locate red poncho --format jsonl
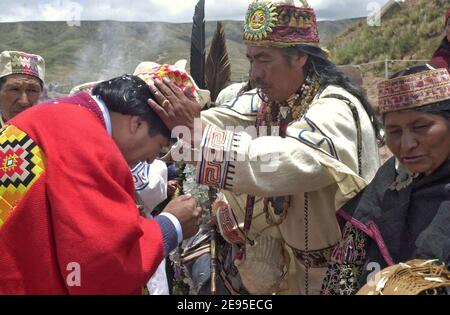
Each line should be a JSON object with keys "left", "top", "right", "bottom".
{"left": 0, "top": 93, "right": 165, "bottom": 294}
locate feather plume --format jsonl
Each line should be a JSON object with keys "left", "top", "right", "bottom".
{"left": 205, "top": 22, "right": 231, "bottom": 103}
{"left": 190, "top": 0, "right": 206, "bottom": 89}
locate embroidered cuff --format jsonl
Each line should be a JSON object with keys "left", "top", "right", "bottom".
{"left": 196, "top": 125, "right": 241, "bottom": 190}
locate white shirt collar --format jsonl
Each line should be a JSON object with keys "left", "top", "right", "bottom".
{"left": 92, "top": 94, "right": 112, "bottom": 136}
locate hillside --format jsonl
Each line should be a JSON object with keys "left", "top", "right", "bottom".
{"left": 0, "top": 19, "right": 359, "bottom": 92}
{"left": 328, "top": 0, "right": 447, "bottom": 70}
{"left": 326, "top": 0, "right": 449, "bottom": 112}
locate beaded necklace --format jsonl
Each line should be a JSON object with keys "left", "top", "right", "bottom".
{"left": 264, "top": 73, "right": 321, "bottom": 130}
{"left": 243, "top": 73, "right": 321, "bottom": 234}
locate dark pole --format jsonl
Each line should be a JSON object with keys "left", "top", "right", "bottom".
{"left": 190, "top": 0, "right": 206, "bottom": 89}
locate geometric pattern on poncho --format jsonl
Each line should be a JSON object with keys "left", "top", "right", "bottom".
{"left": 0, "top": 125, "right": 46, "bottom": 227}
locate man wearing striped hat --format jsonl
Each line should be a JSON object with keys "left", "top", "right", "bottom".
{"left": 0, "top": 51, "right": 45, "bottom": 128}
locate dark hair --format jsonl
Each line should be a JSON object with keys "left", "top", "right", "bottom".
{"left": 415, "top": 100, "right": 450, "bottom": 119}
{"left": 390, "top": 65, "right": 450, "bottom": 120}
{"left": 0, "top": 77, "right": 5, "bottom": 90}
{"left": 282, "top": 46, "right": 383, "bottom": 143}
{"left": 92, "top": 75, "right": 170, "bottom": 138}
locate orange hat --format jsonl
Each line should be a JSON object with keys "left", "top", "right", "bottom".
{"left": 134, "top": 60, "right": 210, "bottom": 108}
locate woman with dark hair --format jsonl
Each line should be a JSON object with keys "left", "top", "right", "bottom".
{"left": 429, "top": 9, "right": 450, "bottom": 71}
{"left": 322, "top": 65, "right": 450, "bottom": 295}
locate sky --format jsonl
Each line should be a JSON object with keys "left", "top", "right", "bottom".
{"left": 0, "top": 0, "right": 392, "bottom": 23}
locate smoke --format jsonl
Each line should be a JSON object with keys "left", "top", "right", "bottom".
{"left": 68, "top": 21, "right": 167, "bottom": 89}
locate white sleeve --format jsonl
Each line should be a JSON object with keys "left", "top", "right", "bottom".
{"left": 196, "top": 97, "right": 368, "bottom": 197}
{"left": 132, "top": 160, "right": 168, "bottom": 211}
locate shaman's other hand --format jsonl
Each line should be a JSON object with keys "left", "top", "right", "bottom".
{"left": 147, "top": 78, "right": 201, "bottom": 132}
{"left": 162, "top": 194, "right": 202, "bottom": 239}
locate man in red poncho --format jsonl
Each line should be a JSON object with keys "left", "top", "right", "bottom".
{"left": 429, "top": 9, "right": 450, "bottom": 71}
{"left": 0, "top": 74, "right": 202, "bottom": 294}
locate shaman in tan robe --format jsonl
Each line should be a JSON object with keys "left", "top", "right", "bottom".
{"left": 196, "top": 84, "right": 381, "bottom": 294}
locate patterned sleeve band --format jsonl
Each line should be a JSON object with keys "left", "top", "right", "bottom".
{"left": 196, "top": 125, "right": 241, "bottom": 190}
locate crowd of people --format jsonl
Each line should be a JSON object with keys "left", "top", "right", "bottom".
{"left": 0, "top": 0, "right": 449, "bottom": 295}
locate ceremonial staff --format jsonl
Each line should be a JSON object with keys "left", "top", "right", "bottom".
{"left": 190, "top": 0, "right": 218, "bottom": 295}
{"left": 190, "top": 0, "right": 232, "bottom": 295}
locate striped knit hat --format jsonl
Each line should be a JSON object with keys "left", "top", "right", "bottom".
{"left": 0, "top": 51, "right": 45, "bottom": 85}
{"left": 134, "top": 60, "right": 210, "bottom": 108}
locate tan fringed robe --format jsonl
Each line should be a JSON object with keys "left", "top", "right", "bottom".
{"left": 196, "top": 85, "right": 381, "bottom": 294}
